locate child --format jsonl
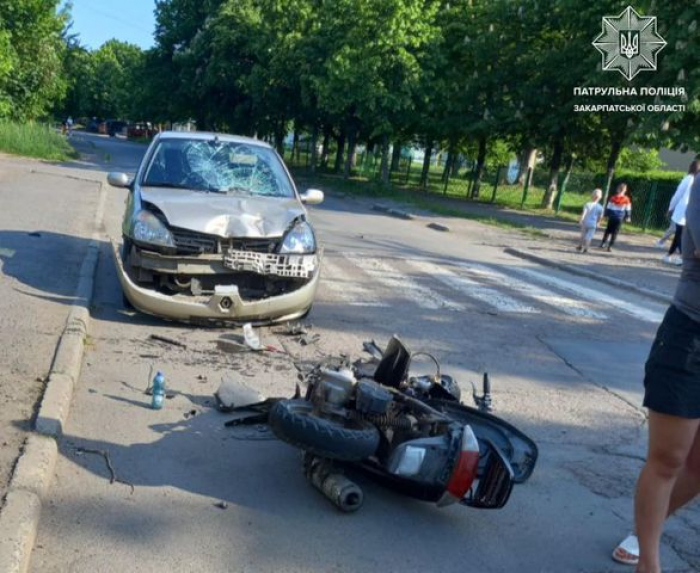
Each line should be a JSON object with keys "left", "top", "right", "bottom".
{"left": 600, "top": 183, "right": 632, "bottom": 251}
{"left": 577, "top": 188, "right": 604, "bottom": 253}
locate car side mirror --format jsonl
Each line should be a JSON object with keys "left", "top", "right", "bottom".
{"left": 300, "top": 188, "right": 324, "bottom": 205}
{"left": 107, "top": 172, "right": 131, "bottom": 188}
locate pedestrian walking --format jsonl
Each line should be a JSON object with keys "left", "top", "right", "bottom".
{"left": 653, "top": 221, "right": 675, "bottom": 249}
{"left": 662, "top": 160, "right": 699, "bottom": 266}
{"left": 66, "top": 116, "right": 74, "bottom": 137}
{"left": 600, "top": 183, "right": 632, "bottom": 251}
{"left": 576, "top": 188, "right": 604, "bottom": 253}
{"left": 611, "top": 172, "right": 700, "bottom": 573}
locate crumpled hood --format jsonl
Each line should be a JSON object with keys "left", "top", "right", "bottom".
{"left": 140, "top": 187, "right": 306, "bottom": 238}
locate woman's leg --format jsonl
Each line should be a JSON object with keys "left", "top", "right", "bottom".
{"left": 668, "top": 224, "right": 684, "bottom": 255}
{"left": 634, "top": 412, "right": 700, "bottom": 573}
{"left": 667, "top": 425, "right": 700, "bottom": 514}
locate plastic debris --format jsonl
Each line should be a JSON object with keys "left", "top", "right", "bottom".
{"left": 242, "top": 323, "right": 262, "bottom": 351}
{"left": 215, "top": 378, "right": 264, "bottom": 412}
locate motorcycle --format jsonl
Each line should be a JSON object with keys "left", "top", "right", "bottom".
{"left": 230, "top": 336, "right": 538, "bottom": 513}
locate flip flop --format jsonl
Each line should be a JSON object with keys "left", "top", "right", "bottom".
{"left": 612, "top": 534, "right": 639, "bottom": 566}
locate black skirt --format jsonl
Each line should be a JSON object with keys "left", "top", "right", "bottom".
{"left": 644, "top": 305, "right": 700, "bottom": 419}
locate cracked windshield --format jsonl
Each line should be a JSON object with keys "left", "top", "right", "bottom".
{"left": 142, "top": 138, "right": 293, "bottom": 197}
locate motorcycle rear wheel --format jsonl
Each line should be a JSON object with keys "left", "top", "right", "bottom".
{"left": 269, "top": 399, "right": 380, "bottom": 461}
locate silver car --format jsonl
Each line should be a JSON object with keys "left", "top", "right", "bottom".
{"left": 107, "top": 131, "right": 324, "bottom": 324}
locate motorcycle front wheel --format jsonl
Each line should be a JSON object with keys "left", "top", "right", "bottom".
{"left": 269, "top": 399, "right": 380, "bottom": 461}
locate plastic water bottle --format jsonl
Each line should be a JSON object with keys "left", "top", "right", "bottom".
{"left": 151, "top": 371, "right": 166, "bottom": 410}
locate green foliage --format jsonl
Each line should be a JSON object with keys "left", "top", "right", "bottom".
{"left": 0, "top": 121, "right": 76, "bottom": 160}
{"left": 0, "top": 0, "right": 67, "bottom": 120}
{"left": 617, "top": 148, "right": 664, "bottom": 173}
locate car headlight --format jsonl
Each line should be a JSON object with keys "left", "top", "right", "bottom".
{"left": 132, "top": 210, "right": 175, "bottom": 247}
{"left": 279, "top": 221, "right": 316, "bottom": 254}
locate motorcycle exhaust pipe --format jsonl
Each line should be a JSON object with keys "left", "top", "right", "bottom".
{"left": 304, "top": 455, "right": 364, "bottom": 513}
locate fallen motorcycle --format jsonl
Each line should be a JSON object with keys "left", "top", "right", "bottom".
{"left": 255, "top": 336, "right": 538, "bottom": 513}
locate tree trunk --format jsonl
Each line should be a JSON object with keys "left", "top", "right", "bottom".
{"left": 602, "top": 136, "right": 624, "bottom": 205}
{"left": 471, "top": 136, "right": 487, "bottom": 198}
{"left": 292, "top": 130, "right": 300, "bottom": 162}
{"left": 561, "top": 153, "right": 574, "bottom": 191}
{"left": 516, "top": 146, "right": 537, "bottom": 186}
{"left": 442, "top": 138, "right": 457, "bottom": 181}
{"left": 380, "top": 134, "right": 390, "bottom": 184}
{"left": 420, "top": 139, "right": 434, "bottom": 189}
{"left": 541, "top": 137, "right": 564, "bottom": 208}
{"left": 333, "top": 131, "right": 346, "bottom": 173}
{"left": 320, "top": 125, "right": 331, "bottom": 168}
{"left": 310, "top": 123, "right": 319, "bottom": 174}
{"left": 274, "top": 122, "right": 285, "bottom": 156}
{"left": 344, "top": 125, "right": 358, "bottom": 179}
{"left": 390, "top": 141, "right": 402, "bottom": 173}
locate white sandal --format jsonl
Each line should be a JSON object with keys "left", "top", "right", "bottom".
{"left": 612, "top": 534, "right": 639, "bottom": 566}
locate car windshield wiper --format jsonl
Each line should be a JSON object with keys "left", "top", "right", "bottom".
{"left": 142, "top": 182, "right": 192, "bottom": 190}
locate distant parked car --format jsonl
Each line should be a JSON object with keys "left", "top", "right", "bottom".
{"left": 87, "top": 117, "right": 103, "bottom": 133}
{"left": 127, "top": 122, "right": 156, "bottom": 139}
{"left": 106, "top": 131, "right": 325, "bottom": 324}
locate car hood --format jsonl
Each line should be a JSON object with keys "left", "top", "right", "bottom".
{"left": 140, "top": 187, "right": 306, "bottom": 238}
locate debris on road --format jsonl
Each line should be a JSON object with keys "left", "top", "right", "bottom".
{"left": 149, "top": 334, "right": 187, "bottom": 349}
{"left": 243, "top": 323, "right": 262, "bottom": 351}
{"left": 183, "top": 409, "right": 198, "bottom": 419}
{"left": 27, "top": 231, "right": 42, "bottom": 238}
{"left": 214, "top": 501, "right": 229, "bottom": 510}
{"left": 273, "top": 321, "right": 311, "bottom": 336}
{"left": 362, "top": 340, "right": 384, "bottom": 360}
{"left": 216, "top": 338, "right": 248, "bottom": 353}
{"left": 74, "top": 447, "right": 134, "bottom": 493}
{"left": 215, "top": 378, "right": 264, "bottom": 412}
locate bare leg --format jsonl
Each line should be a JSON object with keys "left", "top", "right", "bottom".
{"left": 668, "top": 427, "right": 700, "bottom": 513}
{"left": 634, "top": 412, "right": 700, "bottom": 573}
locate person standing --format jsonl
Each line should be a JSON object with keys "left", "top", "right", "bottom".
{"left": 600, "top": 183, "right": 632, "bottom": 251}
{"left": 576, "top": 188, "right": 604, "bottom": 253}
{"left": 662, "top": 160, "right": 699, "bottom": 265}
{"left": 627, "top": 171, "right": 700, "bottom": 573}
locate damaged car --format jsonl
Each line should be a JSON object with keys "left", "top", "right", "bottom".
{"left": 107, "top": 131, "right": 324, "bottom": 323}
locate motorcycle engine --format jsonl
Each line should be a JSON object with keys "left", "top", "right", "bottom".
{"left": 355, "top": 379, "right": 393, "bottom": 416}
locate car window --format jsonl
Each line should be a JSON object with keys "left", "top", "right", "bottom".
{"left": 142, "top": 138, "right": 293, "bottom": 198}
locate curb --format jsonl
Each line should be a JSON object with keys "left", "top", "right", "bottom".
{"left": 0, "top": 180, "right": 106, "bottom": 573}
{"left": 371, "top": 203, "right": 415, "bottom": 220}
{"left": 504, "top": 247, "right": 674, "bottom": 305}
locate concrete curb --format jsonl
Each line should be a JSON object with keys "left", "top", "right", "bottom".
{"left": 371, "top": 203, "right": 415, "bottom": 220}
{"left": 504, "top": 247, "right": 674, "bottom": 305}
{"left": 0, "top": 181, "right": 106, "bottom": 573}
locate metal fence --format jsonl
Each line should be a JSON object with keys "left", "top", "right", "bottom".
{"left": 283, "top": 145, "right": 678, "bottom": 232}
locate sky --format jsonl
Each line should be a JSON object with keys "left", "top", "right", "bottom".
{"left": 62, "top": 1, "right": 157, "bottom": 50}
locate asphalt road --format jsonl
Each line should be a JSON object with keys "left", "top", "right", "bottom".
{"left": 28, "top": 133, "right": 700, "bottom": 572}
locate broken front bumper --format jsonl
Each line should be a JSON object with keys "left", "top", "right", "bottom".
{"left": 111, "top": 241, "right": 320, "bottom": 324}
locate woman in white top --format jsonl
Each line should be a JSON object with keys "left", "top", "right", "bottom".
{"left": 663, "top": 160, "right": 699, "bottom": 265}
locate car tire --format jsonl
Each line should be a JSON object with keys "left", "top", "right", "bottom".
{"left": 269, "top": 399, "right": 380, "bottom": 461}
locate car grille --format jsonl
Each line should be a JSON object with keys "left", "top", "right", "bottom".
{"left": 171, "top": 228, "right": 280, "bottom": 255}
{"left": 171, "top": 228, "right": 218, "bottom": 254}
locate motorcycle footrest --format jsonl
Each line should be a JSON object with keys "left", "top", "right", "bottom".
{"left": 463, "top": 440, "right": 514, "bottom": 509}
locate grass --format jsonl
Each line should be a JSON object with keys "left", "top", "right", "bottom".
{"left": 0, "top": 121, "right": 78, "bottom": 161}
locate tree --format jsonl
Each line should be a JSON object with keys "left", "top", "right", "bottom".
{"left": 0, "top": 0, "right": 67, "bottom": 120}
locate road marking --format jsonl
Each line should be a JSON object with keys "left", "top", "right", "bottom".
{"left": 457, "top": 262, "right": 608, "bottom": 320}
{"left": 508, "top": 266, "right": 664, "bottom": 324}
{"left": 320, "top": 257, "right": 387, "bottom": 307}
{"left": 344, "top": 254, "right": 463, "bottom": 310}
{"left": 410, "top": 259, "right": 538, "bottom": 313}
